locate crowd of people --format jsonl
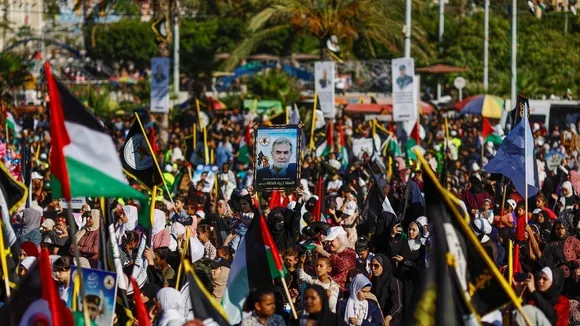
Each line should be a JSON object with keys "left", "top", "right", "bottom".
{"left": 2, "top": 101, "right": 580, "bottom": 326}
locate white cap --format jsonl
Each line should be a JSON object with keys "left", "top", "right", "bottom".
{"left": 324, "top": 226, "right": 347, "bottom": 241}
{"left": 39, "top": 153, "right": 47, "bottom": 160}
{"left": 507, "top": 199, "right": 516, "bottom": 210}
{"left": 471, "top": 162, "right": 481, "bottom": 172}
{"left": 532, "top": 208, "right": 542, "bottom": 215}
{"left": 31, "top": 172, "right": 43, "bottom": 180}
{"left": 195, "top": 210, "right": 205, "bottom": 219}
{"left": 164, "top": 164, "right": 173, "bottom": 172}
{"left": 239, "top": 189, "right": 249, "bottom": 196}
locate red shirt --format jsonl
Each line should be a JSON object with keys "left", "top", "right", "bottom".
{"left": 516, "top": 214, "right": 526, "bottom": 241}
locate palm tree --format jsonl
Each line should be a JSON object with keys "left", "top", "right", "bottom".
{"left": 224, "top": 0, "right": 431, "bottom": 70}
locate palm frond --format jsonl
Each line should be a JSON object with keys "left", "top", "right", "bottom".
{"left": 222, "top": 24, "right": 291, "bottom": 71}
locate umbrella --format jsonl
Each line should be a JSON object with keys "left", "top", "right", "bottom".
{"left": 109, "top": 75, "right": 140, "bottom": 84}
{"left": 454, "top": 95, "right": 504, "bottom": 119}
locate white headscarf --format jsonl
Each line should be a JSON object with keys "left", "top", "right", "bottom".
{"left": 122, "top": 205, "right": 138, "bottom": 232}
{"left": 152, "top": 209, "right": 166, "bottom": 236}
{"left": 344, "top": 274, "right": 371, "bottom": 325}
{"left": 189, "top": 236, "right": 205, "bottom": 263}
{"left": 156, "top": 288, "right": 186, "bottom": 326}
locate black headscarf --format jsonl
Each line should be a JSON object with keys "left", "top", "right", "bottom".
{"left": 469, "top": 176, "right": 483, "bottom": 194}
{"left": 303, "top": 284, "right": 347, "bottom": 326}
{"left": 539, "top": 266, "right": 565, "bottom": 306}
{"left": 370, "top": 254, "right": 393, "bottom": 311}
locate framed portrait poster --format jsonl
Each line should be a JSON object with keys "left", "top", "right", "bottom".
{"left": 254, "top": 124, "right": 302, "bottom": 190}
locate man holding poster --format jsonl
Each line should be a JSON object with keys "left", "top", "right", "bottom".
{"left": 392, "top": 57, "right": 418, "bottom": 122}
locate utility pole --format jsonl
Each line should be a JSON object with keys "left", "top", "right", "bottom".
{"left": 173, "top": 0, "right": 180, "bottom": 99}
{"left": 437, "top": 0, "right": 444, "bottom": 100}
{"left": 404, "top": 0, "right": 412, "bottom": 58}
{"left": 510, "top": 0, "right": 517, "bottom": 109}
{"left": 483, "top": 0, "right": 489, "bottom": 92}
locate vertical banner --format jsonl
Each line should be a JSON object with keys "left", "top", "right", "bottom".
{"left": 150, "top": 57, "right": 170, "bottom": 113}
{"left": 314, "top": 61, "right": 336, "bottom": 118}
{"left": 392, "top": 57, "right": 418, "bottom": 122}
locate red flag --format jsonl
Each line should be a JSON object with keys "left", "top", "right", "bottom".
{"left": 39, "top": 248, "right": 68, "bottom": 326}
{"left": 259, "top": 215, "right": 285, "bottom": 275}
{"left": 45, "top": 62, "right": 72, "bottom": 200}
{"left": 410, "top": 120, "right": 421, "bottom": 144}
{"left": 148, "top": 127, "right": 158, "bottom": 155}
{"left": 131, "top": 278, "right": 151, "bottom": 326}
{"left": 513, "top": 244, "right": 522, "bottom": 274}
{"left": 268, "top": 190, "right": 282, "bottom": 210}
{"left": 482, "top": 117, "right": 494, "bottom": 139}
{"left": 338, "top": 120, "right": 345, "bottom": 149}
{"left": 327, "top": 122, "right": 334, "bottom": 153}
{"left": 312, "top": 177, "right": 323, "bottom": 221}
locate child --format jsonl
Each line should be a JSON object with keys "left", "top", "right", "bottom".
{"left": 515, "top": 203, "right": 527, "bottom": 242}
{"left": 283, "top": 247, "right": 302, "bottom": 297}
{"left": 298, "top": 256, "right": 340, "bottom": 312}
{"left": 494, "top": 199, "right": 515, "bottom": 244}
{"left": 475, "top": 198, "right": 494, "bottom": 225}
{"left": 53, "top": 256, "right": 72, "bottom": 303}
{"left": 198, "top": 224, "right": 218, "bottom": 259}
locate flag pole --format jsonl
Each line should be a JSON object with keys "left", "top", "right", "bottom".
{"left": 508, "top": 240, "right": 514, "bottom": 285}
{"left": 5, "top": 122, "right": 9, "bottom": 144}
{"left": 148, "top": 185, "right": 157, "bottom": 247}
{"left": 134, "top": 113, "right": 175, "bottom": 206}
{"left": 203, "top": 127, "right": 209, "bottom": 165}
{"left": 309, "top": 92, "right": 318, "bottom": 152}
{"left": 193, "top": 123, "right": 197, "bottom": 150}
{"left": 0, "top": 220, "right": 11, "bottom": 297}
{"left": 175, "top": 227, "right": 190, "bottom": 290}
{"left": 65, "top": 200, "right": 92, "bottom": 326}
{"left": 279, "top": 276, "right": 298, "bottom": 320}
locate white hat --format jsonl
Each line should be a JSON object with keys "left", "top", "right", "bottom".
{"left": 471, "top": 162, "right": 481, "bottom": 172}
{"left": 532, "top": 208, "right": 542, "bottom": 215}
{"left": 507, "top": 199, "right": 516, "bottom": 210}
{"left": 164, "top": 164, "right": 173, "bottom": 173}
{"left": 451, "top": 130, "right": 458, "bottom": 137}
{"left": 324, "top": 226, "right": 347, "bottom": 241}
{"left": 239, "top": 189, "right": 249, "bottom": 196}
{"left": 39, "top": 153, "right": 47, "bottom": 160}
{"left": 31, "top": 172, "right": 43, "bottom": 180}
{"left": 195, "top": 210, "right": 205, "bottom": 219}
{"left": 533, "top": 123, "right": 540, "bottom": 132}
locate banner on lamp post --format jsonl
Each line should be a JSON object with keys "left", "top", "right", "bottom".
{"left": 314, "top": 61, "right": 336, "bottom": 118}
{"left": 150, "top": 57, "right": 170, "bottom": 113}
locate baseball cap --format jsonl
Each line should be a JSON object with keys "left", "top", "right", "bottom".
{"left": 324, "top": 226, "right": 346, "bottom": 242}
{"left": 195, "top": 210, "right": 205, "bottom": 219}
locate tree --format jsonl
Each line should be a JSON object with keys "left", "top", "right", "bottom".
{"left": 0, "top": 54, "right": 30, "bottom": 95}
{"left": 246, "top": 69, "right": 302, "bottom": 108}
{"left": 225, "top": 0, "right": 432, "bottom": 70}
{"left": 87, "top": 20, "right": 158, "bottom": 70}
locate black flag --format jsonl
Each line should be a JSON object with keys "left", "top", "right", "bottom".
{"left": 120, "top": 120, "right": 162, "bottom": 189}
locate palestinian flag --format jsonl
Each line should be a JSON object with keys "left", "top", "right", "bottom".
{"left": 338, "top": 121, "right": 348, "bottom": 168}
{"left": 317, "top": 122, "right": 334, "bottom": 157}
{"left": 406, "top": 120, "right": 423, "bottom": 161}
{"left": 0, "top": 161, "right": 27, "bottom": 246}
{"left": 222, "top": 213, "right": 286, "bottom": 324}
{"left": 237, "top": 124, "right": 252, "bottom": 165}
{"left": 44, "top": 62, "right": 151, "bottom": 228}
{"left": 121, "top": 119, "right": 163, "bottom": 189}
{"left": 6, "top": 111, "right": 21, "bottom": 134}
